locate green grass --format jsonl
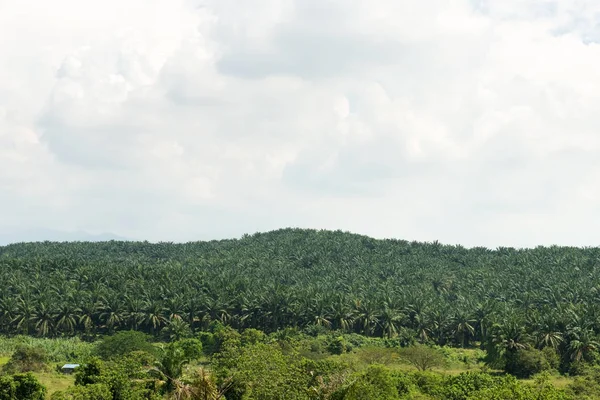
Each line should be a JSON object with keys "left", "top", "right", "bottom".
{"left": 33, "top": 371, "right": 75, "bottom": 398}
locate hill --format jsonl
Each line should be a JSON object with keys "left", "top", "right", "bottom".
{"left": 0, "top": 228, "right": 598, "bottom": 367}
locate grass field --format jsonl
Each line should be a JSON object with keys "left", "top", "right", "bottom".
{"left": 35, "top": 371, "right": 75, "bottom": 397}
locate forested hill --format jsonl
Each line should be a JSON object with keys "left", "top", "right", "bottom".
{"left": 1, "top": 228, "right": 599, "bottom": 348}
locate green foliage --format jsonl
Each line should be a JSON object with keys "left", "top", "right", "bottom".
{"left": 0, "top": 336, "right": 93, "bottom": 362}
{"left": 197, "top": 332, "right": 218, "bottom": 355}
{"left": 505, "top": 348, "right": 556, "bottom": 378}
{"left": 0, "top": 375, "right": 16, "bottom": 400}
{"left": 51, "top": 383, "right": 112, "bottom": 400}
{"left": 343, "top": 364, "right": 399, "bottom": 400}
{"left": 566, "top": 365, "right": 600, "bottom": 398}
{"left": 74, "top": 356, "right": 160, "bottom": 400}
{"left": 2, "top": 228, "right": 600, "bottom": 383}
{"left": 408, "top": 371, "right": 445, "bottom": 396}
{"left": 436, "top": 372, "right": 505, "bottom": 400}
{"left": 0, "top": 373, "right": 46, "bottom": 400}
{"left": 74, "top": 358, "right": 105, "bottom": 386}
{"left": 175, "top": 338, "right": 203, "bottom": 360}
{"left": 161, "top": 319, "right": 193, "bottom": 341}
{"left": 215, "top": 342, "right": 310, "bottom": 400}
{"left": 241, "top": 329, "right": 265, "bottom": 346}
{"left": 327, "top": 336, "right": 349, "bottom": 355}
{"left": 95, "top": 331, "right": 155, "bottom": 360}
{"left": 399, "top": 345, "right": 446, "bottom": 371}
{"left": 2, "top": 346, "right": 47, "bottom": 373}
{"left": 465, "top": 374, "right": 571, "bottom": 400}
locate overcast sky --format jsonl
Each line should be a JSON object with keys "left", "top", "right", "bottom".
{"left": 1, "top": 0, "right": 600, "bottom": 247}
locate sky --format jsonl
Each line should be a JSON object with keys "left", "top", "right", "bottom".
{"left": 1, "top": 0, "right": 600, "bottom": 247}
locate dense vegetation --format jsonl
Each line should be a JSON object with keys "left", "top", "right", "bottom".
{"left": 2, "top": 228, "right": 600, "bottom": 375}
{"left": 0, "top": 327, "right": 591, "bottom": 399}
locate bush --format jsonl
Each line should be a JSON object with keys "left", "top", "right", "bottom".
{"left": 0, "top": 373, "right": 46, "bottom": 400}
{"left": 438, "top": 372, "right": 501, "bottom": 400}
{"left": 3, "top": 347, "right": 48, "bottom": 373}
{"left": 197, "top": 332, "right": 218, "bottom": 355}
{"left": 215, "top": 343, "right": 311, "bottom": 400}
{"left": 328, "top": 336, "right": 349, "bottom": 355}
{"left": 390, "top": 372, "right": 416, "bottom": 397}
{"left": 409, "top": 371, "right": 445, "bottom": 397}
{"left": 51, "top": 383, "right": 112, "bottom": 400}
{"left": 344, "top": 364, "right": 398, "bottom": 400}
{"left": 505, "top": 348, "right": 555, "bottom": 378}
{"left": 241, "top": 329, "right": 266, "bottom": 346}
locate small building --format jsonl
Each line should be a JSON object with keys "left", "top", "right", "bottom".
{"left": 61, "top": 364, "right": 80, "bottom": 374}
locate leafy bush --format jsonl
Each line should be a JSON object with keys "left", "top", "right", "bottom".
{"left": 437, "top": 372, "right": 502, "bottom": 400}
{"left": 0, "top": 373, "right": 46, "bottom": 400}
{"left": 241, "top": 329, "right": 266, "bottom": 346}
{"left": 343, "top": 364, "right": 399, "bottom": 400}
{"left": 215, "top": 343, "right": 311, "bottom": 400}
{"left": 51, "top": 383, "right": 112, "bottom": 400}
{"left": 328, "top": 336, "right": 349, "bottom": 355}
{"left": 505, "top": 348, "right": 556, "bottom": 378}
{"left": 3, "top": 347, "right": 47, "bottom": 373}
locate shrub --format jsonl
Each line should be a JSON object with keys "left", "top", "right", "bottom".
{"left": 197, "top": 332, "right": 218, "bottom": 355}
{"left": 409, "top": 371, "right": 445, "bottom": 397}
{"left": 3, "top": 347, "right": 48, "bottom": 373}
{"left": 51, "top": 383, "right": 112, "bottom": 400}
{"left": 241, "top": 329, "right": 265, "bottom": 346}
{"left": 438, "top": 372, "right": 501, "bottom": 400}
{"left": 505, "top": 348, "right": 554, "bottom": 378}
{"left": 328, "top": 337, "right": 348, "bottom": 355}
{"left": 0, "top": 373, "right": 46, "bottom": 400}
{"left": 344, "top": 364, "right": 398, "bottom": 400}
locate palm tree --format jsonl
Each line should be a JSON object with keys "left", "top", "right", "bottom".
{"left": 143, "top": 300, "right": 167, "bottom": 336}
{"left": 54, "top": 302, "right": 78, "bottom": 335}
{"left": 352, "top": 299, "right": 379, "bottom": 335}
{"left": 99, "top": 295, "right": 124, "bottom": 333}
{"left": 566, "top": 328, "right": 599, "bottom": 362}
{"left": 32, "top": 302, "right": 55, "bottom": 337}
{"left": 379, "top": 302, "right": 404, "bottom": 339}
{"left": 452, "top": 311, "right": 476, "bottom": 348}
{"left": 78, "top": 296, "right": 99, "bottom": 335}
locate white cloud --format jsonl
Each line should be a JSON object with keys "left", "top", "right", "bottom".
{"left": 1, "top": 0, "right": 600, "bottom": 246}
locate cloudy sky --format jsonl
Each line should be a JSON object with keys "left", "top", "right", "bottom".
{"left": 1, "top": 0, "right": 600, "bottom": 247}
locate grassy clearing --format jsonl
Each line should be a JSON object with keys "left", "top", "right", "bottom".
{"left": 33, "top": 371, "right": 75, "bottom": 398}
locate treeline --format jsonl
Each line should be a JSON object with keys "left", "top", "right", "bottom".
{"left": 1, "top": 229, "right": 600, "bottom": 372}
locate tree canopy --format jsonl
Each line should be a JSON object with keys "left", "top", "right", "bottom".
{"left": 1, "top": 228, "right": 600, "bottom": 372}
